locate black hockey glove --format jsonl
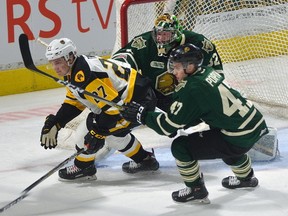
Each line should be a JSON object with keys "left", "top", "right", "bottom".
{"left": 40, "top": 114, "right": 61, "bottom": 149}
{"left": 84, "top": 129, "right": 106, "bottom": 154}
{"left": 121, "top": 101, "right": 147, "bottom": 124}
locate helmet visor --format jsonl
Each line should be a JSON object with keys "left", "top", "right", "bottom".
{"left": 152, "top": 26, "right": 177, "bottom": 46}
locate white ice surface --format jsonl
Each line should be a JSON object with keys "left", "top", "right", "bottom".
{"left": 0, "top": 88, "right": 287, "bottom": 216}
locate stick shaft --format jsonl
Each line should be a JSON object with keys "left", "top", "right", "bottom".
{"left": 0, "top": 150, "right": 84, "bottom": 213}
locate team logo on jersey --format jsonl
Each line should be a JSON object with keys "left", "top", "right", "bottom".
{"left": 201, "top": 38, "right": 214, "bottom": 53}
{"left": 155, "top": 71, "right": 177, "bottom": 95}
{"left": 131, "top": 36, "right": 146, "bottom": 50}
{"left": 175, "top": 80, "right": 187, "bottom": 92}
{"left": 150, "top": 61, "right": 165, "bottom": 69}
{"left": 75, "top": 70, "right": 85, "bottom": 82}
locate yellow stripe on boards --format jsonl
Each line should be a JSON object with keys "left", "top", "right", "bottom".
{"left": 0, "top": 65, "right": 62, "bottom": 96}
{"left": 214, "top": 30, "right": 288, "bottom": 63}
{"left": 0, "top": 55, "right": 111, "bottom": 96}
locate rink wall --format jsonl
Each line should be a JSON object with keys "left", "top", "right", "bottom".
{"left": 0, "top": 0, "right": 115, "bottom": 96}
{"left": 1, "top": 67, "right": 61, "bottom": 96}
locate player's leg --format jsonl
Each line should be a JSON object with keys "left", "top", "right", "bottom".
{"left": 170, "top": 134, "right": 210, "bottom": 203}
{"left": 106, "top": 132, "right": 159, "bottom": 173}
{"left": 58, "top": 120, "right": 97, "bottom": 181}
{"left": 170, "top": 129, "right": 258, "bottom": 202}
{"left": 222, "top": 154, "right": 258, "bottom": 189}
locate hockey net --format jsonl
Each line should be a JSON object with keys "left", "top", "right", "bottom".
{"left": 113, "top": 0, "right": 288, "bottom": 120}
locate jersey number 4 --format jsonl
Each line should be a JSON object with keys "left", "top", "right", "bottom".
{"left": 218, "top": 83, "right": 249, "bottom": 117}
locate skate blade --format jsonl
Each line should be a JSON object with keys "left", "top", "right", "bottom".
{"left": 123, "top": 170, "right": 161, "bottom": 175}
{"left": 189, "top": 196, "right": 210, "bottom": 204}
{"left": 196, "top": 197, "right": 210, "bottom": 204}
{"left": 58, "top": 175, "right": 97, "bottom": 182}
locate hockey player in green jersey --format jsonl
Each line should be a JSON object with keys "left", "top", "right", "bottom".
{"left": 120, "top": 43, "right": 268, "bottom": 203}
{"left": 112, "top": 13, "right": 222, "bottom": 112}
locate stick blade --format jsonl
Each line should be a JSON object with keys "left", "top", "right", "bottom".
{"left": 18, "top": 33, "right": 35, "bottom": 70}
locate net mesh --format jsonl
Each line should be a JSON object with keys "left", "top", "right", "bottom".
{"left": 114, "top": 0, "right": 288, "bottom": 119}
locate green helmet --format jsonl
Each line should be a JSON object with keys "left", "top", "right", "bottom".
{"left": 152, "top": 13, "right": 183, "bottom": 56}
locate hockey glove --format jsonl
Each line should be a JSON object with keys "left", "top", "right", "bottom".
{"left": 84, "top": 129, "right": 106, "bottom": 154}
{"left": 121, "top": 101, "right": 147, "bottom": 124}
{"left": 40, "top": 114, "right": 61, "bottom": 149}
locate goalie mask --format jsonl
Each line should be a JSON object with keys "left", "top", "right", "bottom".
{"left": 152, "top": 13, "right": 183, "bottom": 56}
{"left": 168, "top": 43, "right": 203, "bottom": 74}
{"left": 45, "top": 38, "right": 77, "bottom": 62}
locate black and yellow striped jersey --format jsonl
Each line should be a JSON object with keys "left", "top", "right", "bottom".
{"left": 55, "top": 55, "right": 141, "bottom": 128}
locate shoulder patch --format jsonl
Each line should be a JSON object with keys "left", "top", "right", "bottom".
{"left": 150, "top": 61, "right": 165, "bottom": 69}
{"left": 131, "top": 36, "right": 147, "bottom": 50}
{"left": 201, "top": 38, "right": 214, "bottom": 53}
{"left": 75, "top": 70, "right": 85, "bottom": 82}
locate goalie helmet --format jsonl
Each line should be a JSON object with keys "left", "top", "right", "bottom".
{"left": 46, "top": 38, "right": 77, "bottom": 61}
{"left": 168, "top": 43, "right": 203, "bottom": 73}
{"left": 152, "top": 13, "right": 183, "bottom": 56}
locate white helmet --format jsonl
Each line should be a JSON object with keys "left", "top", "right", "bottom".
{"left": 45, "top": 38, "right": 77, "bottom": 61}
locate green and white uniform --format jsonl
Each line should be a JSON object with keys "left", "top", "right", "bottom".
{"left": 145, "top": 66, "right": 268, "bottom": 148}
{"left": 112, "top": 30, "right": 222, "bottom": 111}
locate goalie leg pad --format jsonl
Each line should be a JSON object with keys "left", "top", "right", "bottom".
{"left": 248, "top": 127, "right": 279, "bottom": 161}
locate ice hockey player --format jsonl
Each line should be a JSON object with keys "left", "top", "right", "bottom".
{"left": 112, "top": 13, "right": 222, "bottom": 112}
{"left": 40, "top": 37, "right": 159, "bottom": 181}
{"left": 120, "top": 43, "right": 268, "bottom": 203}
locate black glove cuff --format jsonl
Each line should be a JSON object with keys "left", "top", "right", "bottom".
{"left": 44, "top": 114, "right": 60, "bottom": 130}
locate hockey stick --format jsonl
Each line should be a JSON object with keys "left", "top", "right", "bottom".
{"left": 18, "top": 34, "right": 124, "bottom": 111}
{"left": 0, "top": 149, "right": 84, "bottom": 213}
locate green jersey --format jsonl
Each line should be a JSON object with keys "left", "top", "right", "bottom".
{"left": 112, "top": 30, "right": 223, "bottom": 99}
{"left": 145, "top": 67, "right": 268, "bottom": 148}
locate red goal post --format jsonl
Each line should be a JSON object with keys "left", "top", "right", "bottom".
{"left": 118, "top": 0, "right": 166, "bottom": 47}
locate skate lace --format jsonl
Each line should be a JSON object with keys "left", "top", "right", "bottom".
{"left": 128, "top": 161, "right": 140, "bottom": 169}
{"left": 178, "top": 187, "right": 192, "bottom": 197}
{"left": 228, "top": 176, "right": 241, "bottom": 186}
{"left": 66, "top": 165, "right": 81, "bottom": 174}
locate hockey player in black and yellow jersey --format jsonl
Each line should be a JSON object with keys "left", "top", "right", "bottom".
{"left": 112, "top": 13, "right": 222, "bottom": 112}
{"left": 121, "top": 44, "right": 268, "bottom": 203}
{"left": 40, "top": 38, "right": 159, "bottom": 181}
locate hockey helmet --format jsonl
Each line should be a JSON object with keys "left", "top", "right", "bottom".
{"left": 45, "top": 38, "right": 77, "bottom": 61}
{"left": 152, "top": 13, "right": 183, "bottom": 55}
{"left": 168, "top": 43, "right": 203, "bottom": 72}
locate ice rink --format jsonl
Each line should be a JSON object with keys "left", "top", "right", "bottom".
{"left": 0, "top": 88, "right": 287, "bottom": 216}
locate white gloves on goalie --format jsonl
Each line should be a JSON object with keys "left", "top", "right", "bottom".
{"left": 40, "top": 114, "right": 61, "bottom": 149}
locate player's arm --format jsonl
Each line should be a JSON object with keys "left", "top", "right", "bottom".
{"left": 112, "top": 49, "right": 138, "bottom": 71}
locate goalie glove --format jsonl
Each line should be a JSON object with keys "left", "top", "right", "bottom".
{"left": 40, "top": 114, "right": 61, "bottom": 149}
{"left": 121, "top": 101, "right": 147, "bottom": 124}
{"left": 84, "top": 129, "right": 106, "bottom": 154}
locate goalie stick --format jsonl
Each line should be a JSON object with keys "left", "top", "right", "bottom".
{"left": 18, "top": 33, "right": 124, "bottom": 111}
{"left": 0, "top": 149, "right": 84, "bottom": 213}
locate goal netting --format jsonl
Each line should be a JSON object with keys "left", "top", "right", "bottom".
{"left": 113, "top": 0, "right": 288, "bottom": 120}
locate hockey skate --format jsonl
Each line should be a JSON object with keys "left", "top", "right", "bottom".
{"left": 172, "top": 175, "right": 210, "bottom": 204}
{"left": 58, "top": 164, "right": 97, "bottom": 181}
{"left": 122, "top": 151, "right": 159, "bottom": 174}
{"left": 222, "top": 169, "right": 259, "bottom": 189}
